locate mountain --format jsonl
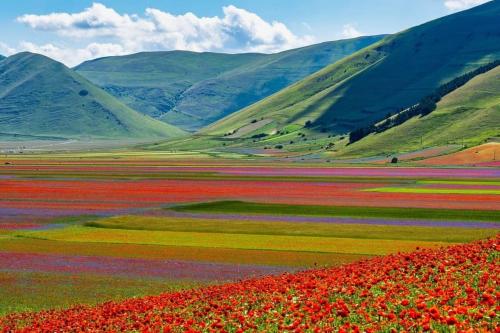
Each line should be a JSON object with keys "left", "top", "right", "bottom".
{"left": 0, "top": 52, "right": 185, "bottom": 140}
{"left": 76, "top": 36, "right": 384, "bottom": 131}
{"left": 340, "top": 64, "right": 500, "bottom": 157}
{"left": 204, "top": 1, "right": 500, "bottom": 138}
{"left": 0, "top": 55, "right": 5, "bottom": 61}
{"left": 75, "top": 51, "right": 264, "bottom": 126}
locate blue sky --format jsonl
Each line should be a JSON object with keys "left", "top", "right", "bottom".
{"left": 0, "top": 0, "right": 491, "bottom": 66}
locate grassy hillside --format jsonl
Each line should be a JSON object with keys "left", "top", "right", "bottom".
{"left": 75, "top": 51, "right": 264, "bottom": 125}
{"left": 340, "top": 65, "right": 500, "bottom": 157}
{"left": 165, "top": 37, "right": 384, "bottom": 130}
{"left": 204, "top": 1, "right": 500, "bottom": 138}
{"left": 151, "top": 61, "right": 498, "bottom": 160}
{"left": 0, "top": 52, "right": 185, "bottom": 140}
{"left": 76, "top": 37, "right": 383, "bottom": 131}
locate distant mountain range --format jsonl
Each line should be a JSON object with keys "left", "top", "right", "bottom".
{"left": 203, "top": 1, "right": 500, "bottom": 141}
{"left": 75, "top": 36, "right": 383, "bottom": 131}
{"left": 0, "top": 53, "right": 184, "bottom": 140}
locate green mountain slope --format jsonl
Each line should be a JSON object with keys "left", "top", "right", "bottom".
{"left": 0, "top": 52, "right": 185, "bottom": 140}
{"left": 0, "top": 55, "right": 5, "bottom": 61}
{"left": 204, "top": 1, "right": 500, "bottom": 138}
{"left": 340, "top": 65, "right": 500, "bottom": 157}
{"left": 164, "top": 37, "right": 384, "bottom": 130}
{"left": 75, "top": 51, "right": 264, "bottom": 126}
{"left": 76, "top": 36, "right": 383, "bottom": 131}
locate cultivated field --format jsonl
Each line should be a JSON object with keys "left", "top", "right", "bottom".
{"left": 0, "top": 153, "right": 498, "bottom": 320}
{"left": 3, "top": 237, "right": 497, "bottom": 331}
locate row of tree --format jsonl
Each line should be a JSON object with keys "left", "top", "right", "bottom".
{"left": 349, "top": 60, "right": 500, "bottom": 144}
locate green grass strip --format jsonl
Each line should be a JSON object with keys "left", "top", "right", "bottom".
{"left": 17, "top": 226, "right": 450, "bottom": 256}
{"left": 419, "top": 180, "right": 500, "bottom": 186}
{"left": 49, "top": 215, "right": 101, "bottom": 225}
{"left": 170, "top": 201, "right": 500, "bottom": 222}
{"left": 87, "top": 215, "right": 498, "bottom": 243}
{"left": 367, "top": 187, "right": 500, "bottom": 195}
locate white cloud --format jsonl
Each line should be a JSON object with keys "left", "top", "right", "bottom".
{"left": 0, "top": 42, "right": 16, "bottom": 56}
{"left": 443, "top": 0, "right": 490, "bottom": 10}
{"left": 17, "top": 42, "right": 127, "bottom": 67}
{"left": 10, "top": 3, "right": 313, "bottom": 66}
{"left": 341, "top": 24, "right": 364, "bottom": 39}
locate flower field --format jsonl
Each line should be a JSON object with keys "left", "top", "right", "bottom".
{"left": 417, "top": 143, "right": 500, "bottom": 167}
{"left": 1, "top": 236, "right": 498, "bottom": 332}
{"left": 1, "top": 173, "right": 499, "bottom": 214}
{"left": 0, "top": 155, "right": 498, "bottom": 327}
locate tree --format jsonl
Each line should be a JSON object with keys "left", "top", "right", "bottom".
{"left": 348, "top": 60, "right": 499, "bottom": 144}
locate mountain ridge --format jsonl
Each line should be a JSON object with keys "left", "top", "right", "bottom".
{"left": 203, "top": 1, "right": 500, "bottom": 139}
{"left": 76, "top": 36, "right": 385, "bottom": 131}
{"left": 0, "top": 52, "right": 185, "bottom": 140}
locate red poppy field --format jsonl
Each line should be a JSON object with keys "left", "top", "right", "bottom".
{"left": 1, "top": 236, "right": 498, "bottom": 332}
{"left": 0, "top": 154, "right": 498, "bottom": 330}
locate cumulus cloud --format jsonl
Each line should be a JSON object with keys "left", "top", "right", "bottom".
{"left": 0, "top": 42, "right": 16, "bottom": 56}
{"left": 17, "top": 42, "right": 128, "bottom": 67}
{"left": 10, "top": 3, "right": 312, "bottom": 66}
{"left": 341, "top": 24, "right": 364, "bottom": 39}
{"left": 443, "top": 0, "right": 491, "bottom": 10}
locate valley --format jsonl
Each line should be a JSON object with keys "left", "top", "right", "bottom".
{"left": 0, "top": 1, "right": 499, "bottom": 332}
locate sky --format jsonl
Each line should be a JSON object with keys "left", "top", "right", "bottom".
{"left": 0, "top": 0, "right": 492, "bottom": 66}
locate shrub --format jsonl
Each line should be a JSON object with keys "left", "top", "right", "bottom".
{"left": 251, "top": 133, "right": 268, "bottom": 139}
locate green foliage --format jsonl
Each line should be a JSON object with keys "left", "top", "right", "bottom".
{"left": 251, "top": 133, "right": 268, "bottom": 139}
{"left": 78, "top": 89, "right": 89, "bottom": 97}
